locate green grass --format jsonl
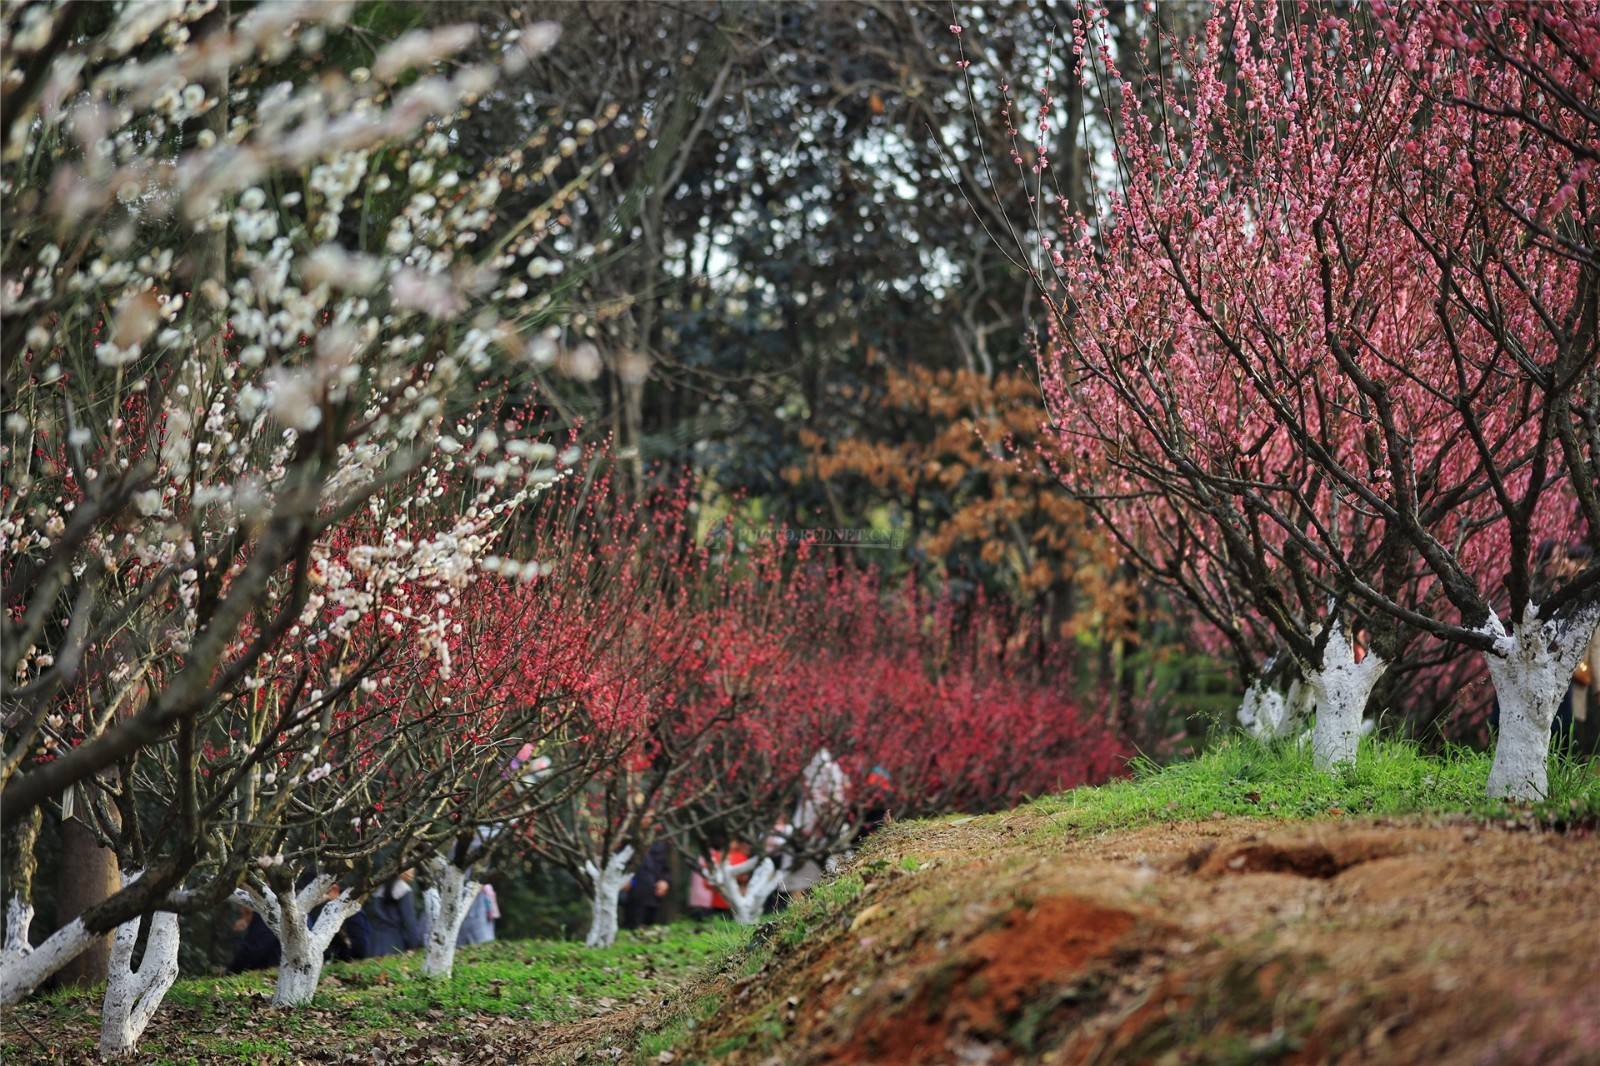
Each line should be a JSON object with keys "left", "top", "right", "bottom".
{"left": 1027, "top": 735, "right": 1600, "bottom": 831}
{"left": 5, "top": 923, "right": 752, "bottom": 1064}
{"left": 628, "top": 872, "right": 876, "bottom": 1063}
{"left": 17, "top": 741, "right": 1597, "bottom": 1064}
{"left": 771, "top": 871, "right": 864, "bottom": 950}
{"left": 636, "top": 991, "right": 727, "bottom": 1059}
{"left": 161, "top": 922, "right": 749, "bottom": 1021}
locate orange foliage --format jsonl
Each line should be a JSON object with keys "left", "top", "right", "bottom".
{"left": 791, "top": 365, "right": 1137, "bottom": 642}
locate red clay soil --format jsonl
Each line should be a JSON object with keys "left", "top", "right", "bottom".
{"left": 840, "top": 897, "right": 1136, "bottom": 1063}
{"left": 669, "top": 812, "right": 1600, "bottom": 1065}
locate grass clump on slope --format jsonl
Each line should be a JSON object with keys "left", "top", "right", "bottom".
{"left": 1026, "top": 735, "right": 1600, "bottom": 831}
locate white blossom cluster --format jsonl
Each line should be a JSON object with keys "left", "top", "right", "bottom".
{"left": 0, "top": 0, "right": 611, "bottom": 712}
{"left": 0, "top": 6, "right": 647, "bottom": 1046}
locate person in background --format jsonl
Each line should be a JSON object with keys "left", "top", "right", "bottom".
{"left": 779, "top": 749, "right": 854, "bottom": 898}
{"left": 481, "top": 883, "right": 500, "bottom": 941}
{"left": 762, "top": 820, "right": 794, "bottom": 913}
{"left": 456, "top": 884, "right": 497, "bottom": 947}
{"left": 622, "top": 839, "right": 672, "bottom": 929}
{"left": 1565, "top": 614, "right": 1600, "bottom": 756}
{"left": 320, "top": 883, "right": 369, "bottom": 962}
{"left": 686, "top": 864, "right": 714, "bottom": 920}
{"left": 226, "top": 904, "right": 279, "bottom": 973}
{"left": 364, "top": 868, "right": 425, "bottom": 957}
{"left": 1547, "top": 544, "right": 1600, "bottom": 755}
{"left": 706, "top": 839, "right": 749, "bottom": 918}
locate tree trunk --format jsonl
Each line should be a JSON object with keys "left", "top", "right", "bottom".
{"left": 583, "top": 847, "right": 632, "bottom": 949}
{"left": 0, "top": 901, "right": 92, "bottom": 1006}
{"left": 661, "top": 849, "right": 684, "bottom": 924}
{"left": 704, "top": 856, "right": 781, "bottom": 926}
{"left": 236, "top": 874, "right": 361, "bottom": 1007}
{"left": 419, "top": 856, "right": 479, "bottom": 980}
{"left": 274, "top": 901, "right": 322, "bottom": 1007}
{"left": 1485, "top": 605, "right": 1600, "bottom": 800}
{"left": 1237, "top": 667, "right": 1305, "bottom": 741}
{"left": 1304, "top": 626, "right": 1386, "bottom": 769}
{"left": 54, "top": 817, "right": 120, "bottom": 987}
{"left": 98, "top": 874, "right": 179, "bottom": 1059}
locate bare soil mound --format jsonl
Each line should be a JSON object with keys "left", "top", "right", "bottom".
{"left": 671, "top": 813, "right": 1600, "bottom": 1064}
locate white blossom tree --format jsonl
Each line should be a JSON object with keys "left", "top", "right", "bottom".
{"left": 0, "top": 1, "right": 617, "bottom": 1046}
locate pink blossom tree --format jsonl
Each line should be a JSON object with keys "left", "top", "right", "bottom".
{"left": 964, "top": 2, "right": 1598, "bottom": 793}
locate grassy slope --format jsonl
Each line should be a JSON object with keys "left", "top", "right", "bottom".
{"left": 637, "top": 738, "right": 1600, "bottom": 1063}
{"left": 9, "top": 741, "right": 1595, "bottom": 1064}
{"left": 6, "top": 923, "right": 750, "bottom": 1064}
{"left": 1027, "top": 736, "right": 1600, "bottom": 829}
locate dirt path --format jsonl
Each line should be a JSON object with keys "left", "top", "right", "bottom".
{"left": 668, "top": 812, "right": 1600, "bottom": 1064}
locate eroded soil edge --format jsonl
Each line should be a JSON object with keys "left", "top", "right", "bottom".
{"left": 662, "top": 813, "right": 1600, "bottom": 1065}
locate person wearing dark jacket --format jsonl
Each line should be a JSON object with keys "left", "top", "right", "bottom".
{"left": 622, "top": 840, "right": 672, "bottom": 929}
{"left": 363, "top": 870, "right": 426, "bottom": 957}
{"left": 302, "top": 880, "right": 372, "bottom": 962}
{"left": 227, "top": 910, "right": 280, "bottom": 973}
{"left": 229, "top": 885, "right": 373, "bottom": 971}
{"left": 325, "top": 905, "right": 370, "bottom": 961}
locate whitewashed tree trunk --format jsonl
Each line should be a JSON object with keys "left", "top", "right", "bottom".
{"left": 274, "top": 904, "right": 321, "bottom": 1008}
{"left": 1484, "top": 604, "right": 1600, "bottom": 800}
{"left": 422, "top": 885, "right": 439, "bottom": 940}
{"left": 99, "top": 871, "right": 180, "bottom": 1060}
{"left": 1238, "top": 674, "right": 1288, "bottom": 740}
{"left": 2, "top": 895, "right": 31, "bottom": 966}
{"left": 582, "top": 846, "right": 633, "bottom": 948}
{"left": 235, "top": 874, "right": 362, "bottom": 1007}
{"left": 1304, "top": 626, "right": 1387, "bottom": 769}
{"left": 419, "top": 855, "right": 479, "bottom": 980}
{"left": 1237, "top": 664, "right": 1313, "bottom": 741}
{"left": 1, "top": 894, "right": 94, "bottom": 1006}
{"left": 794, "top": 750, "right": 847, "bottom": 836}
{"left": 704, "top": 855, "right": 782, "bottom": 925}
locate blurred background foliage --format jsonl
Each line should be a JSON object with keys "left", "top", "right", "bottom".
{"left": 395, "top": 0, "right": 1338, "bottom": 759}
{"left": 340, "top": 0, "right": 1480, "bottom": 757}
